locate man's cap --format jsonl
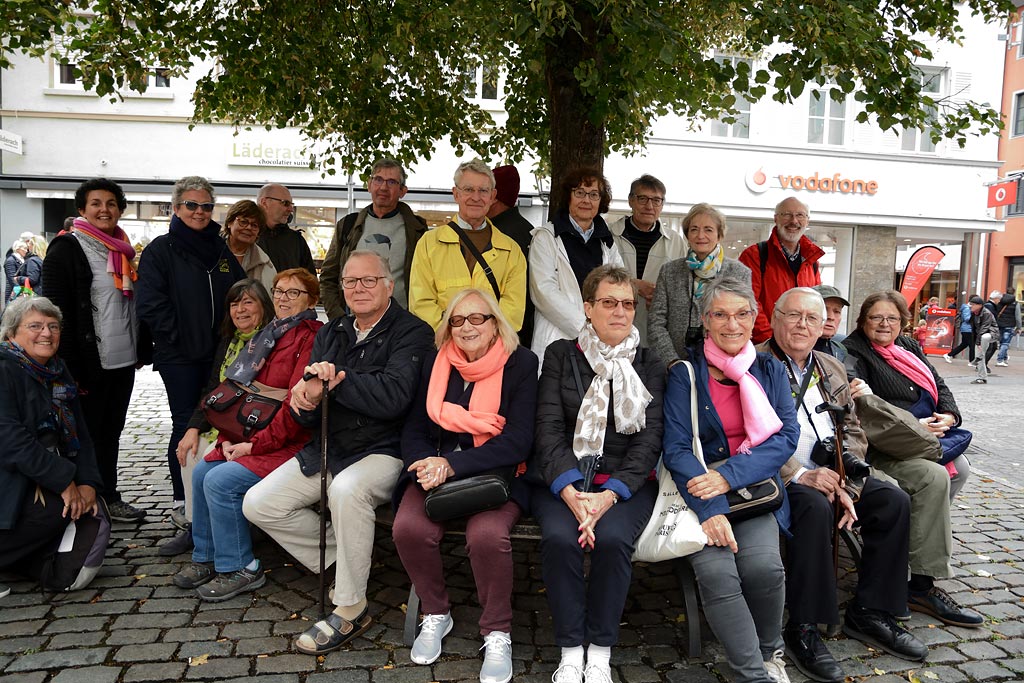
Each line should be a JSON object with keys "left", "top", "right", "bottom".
{"left": 492, "top": 165, "right": 520, "bottom": 208}
{"left": 970, "top": 295, "right": 985, "bottom": 305}
{"left": 812, "top": 284, "right": 850, "bottom": 307}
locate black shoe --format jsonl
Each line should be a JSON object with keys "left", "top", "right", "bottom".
{"left": 909, "top": 586, "right": 984, "bottom": 628}
{"left": 783, "top": 623, "right": 844, "bottom": 682}
{"left": 843, "top": 604, "right": 928, "bottom": 661}
{"left": 159, "top": 528, "right": 194, "bottom": 557}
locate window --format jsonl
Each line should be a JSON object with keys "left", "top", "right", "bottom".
{"left": 149, "top": 68, "right": 171, "bottom": 88}
{"left": 1006, "top": 177, "right": 1024, "bottom": 217}
{"left": 58, "top": 62, "right": 78, "bottom": 85}
{"left": 901, "top": 69, "right": 943, "bottom": 153}
{"left": 463, "top": 65, "right": 501, "bottom": 101}
{"left": 807, "top": 87, "right": 846, "bottom": 145}
{"left": 710, "top": 56, "right": 751, "bottom": 139}
{"left": 1014, "top": 92, "right": 1024, "bottom": 137}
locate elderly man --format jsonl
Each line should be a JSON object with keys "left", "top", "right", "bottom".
{"left": 320, "top": 159, "right": 428, "bottom": 318}
{"left": 243, "top": 250, "right": 434, "bottom": 655}
{"left": 256, "top": 183, "right": 316, "bottom": 274}
{"left": 811, "top": 284, "right": 849, "bottom": 362}
{"left": 609, "top": 174, "right": 684, "bottom": 344}
{"left": 740, "top": 197, "right": 823, "bottom": 343}
{"left": 759, "top": 287, "right": 925, "bottom": 680}
{"left": 409, "top": 158, "right": 527, "bottom": 330}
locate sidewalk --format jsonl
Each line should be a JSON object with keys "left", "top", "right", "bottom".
{"left": 3, "top": 359, "right": 1024, "bottom": 683}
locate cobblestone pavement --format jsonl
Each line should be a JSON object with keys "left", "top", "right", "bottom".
{"left": 3, "top": 354, "right": 1024, "bottom": 683}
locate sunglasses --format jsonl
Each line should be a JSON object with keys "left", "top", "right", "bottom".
{"left": 180, "top": 200, "right": 215, "bottom": 212}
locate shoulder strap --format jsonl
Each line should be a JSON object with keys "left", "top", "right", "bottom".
{"left": 340, "top": 212, "right": 359, "bottom": 249}
{"left": 447, "top": 221, "right": 500, "bottom": 301}
{"left": 568, "top": 348, "right": 586, "bottom": 401}
{"left": 682, "top": 361, "right": 709, "bottom": 473}
{"left": 757, "top": 240, "right": 768, "bottom": 279}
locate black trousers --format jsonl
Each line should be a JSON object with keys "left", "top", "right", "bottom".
{"left": 785, "top": 477, "right": 910, "bottom": 624}
{"left": 80, "top": 365, "right": 136, "bottom": 503}
{"left": 948, "top": 331, "right": 975, "bottom": 361}
{"left": 158, "top": 362, "right": 211, "bottom": 501}
{"left": 532, "top": 479, "right": 657, "bottom": 647}
{"left": 0, "top": 487, "right": 70, "bottom": 577}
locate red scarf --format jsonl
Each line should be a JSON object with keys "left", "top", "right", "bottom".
{"left": 426, "top": 341, "right": 509, "bottom": 447}
{"left": 870, "top": 341, "right": 939, "bottom": 404}
{"left": 72, "top": 218, "right": 137, "bottom": 297}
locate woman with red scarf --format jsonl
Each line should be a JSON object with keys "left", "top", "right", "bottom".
{"left": 392, "top": 288, "right": 537, "bottom": 683}
{"left": 42, "top": 178, "right": 149, "bottom": 524}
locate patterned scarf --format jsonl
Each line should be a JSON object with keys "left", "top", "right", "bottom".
{"left": 0, "top": 341, "right": 80, "bottom": 451}
{"left": 572, "top": 322, "right": 652, "bottom": 460}
{"left": 685, "top": 245, "right": 725, "bottom": 300}
{"left": 225, "top": 309, "right": 318, "bottom": 385}
{"left": 72, "top": 218, "right": 137, "bottom": 297}
{"left": 426, "top": 340, "right": 510, "bottom": 447}
{"left": 220, "top": 328, "right": 260, "bottom": 381}
{"left": 703, "top": 337, "right": 782, "bottom": 454}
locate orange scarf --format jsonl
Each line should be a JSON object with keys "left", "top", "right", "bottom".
{"left": 426, "top": 341, "right": 510, "bottom": 447}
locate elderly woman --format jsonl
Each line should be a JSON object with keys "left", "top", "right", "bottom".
{"left": 393, "top": 288, "right": 537, "bottom": 683}
{"left": 843, "top": 291, "right": 982, "bottom": 628}
{"left": 0, "top": 297, "right": 103, "bottom": 596}
{"left": 222, "top": 200, "right": 276, "bottom": 292}
{"left": 5, "top": 239, "right": 28, "bottom": 301}
{"left": 170, "top": 271, "right": 322, "bottom": 600}
{"left": 42, "top": 178, "right": 148, "bottom": 524}
{"left": 530, "top": 168, "right": 624, "bottom": 367}
{"left": 648, "top": 202, "right": 751, "bottom": 368}
{"left": 137, "top": 176, "right": 246, "bottom": 521}
{"left": 533, "top": 265, "right": 664, "bottom": 683}
{"left": 661, "top": 276, "right": 798, "bottom": 683}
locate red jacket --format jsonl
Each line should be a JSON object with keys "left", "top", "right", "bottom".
{"left": 739, "top": 229, "right": 824, "bottom": 343}
{"left": 205, "top": 319, "right": 322, "bottom": 478}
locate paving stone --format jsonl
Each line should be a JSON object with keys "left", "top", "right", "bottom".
{"left": 957, "top": 660, "right": 1015, "bottom": 680}
{"left": 161, "top": 626, "right": 221, "bottom": 643}
{"left": 183, "top": 656, "right": 251, "bottom": 679}
{"left": 371, "top": 666, "right": 437, "bottom": 683}
{"left": 0, "top": 621, "right": 45, "bottom": 638}
{"left": 308, "top": 671, "right": 371, "bottom": 683}
{"left": 51, "top": 600, "right": 136, "bottom": 618}
{"left": 255, "top": 654, "right": 314, "bottom": 674}
{"left": 233, "top": 637, "right": 288, "bottom": 655}
{"left": 433, "top": 660, "right": 481, "bottom": 680}
{"left": 106, "top": 628, "right": 161, "bottom": 646}
{"left": 218, "top": 677, "right": 298, "bottom": 683}
{"left": 123, "top": 662, "right": 190, "bottom": 682}
{"left": 323, "top": 649, "right": 392, "bottom": 669}
{"left": 177, "top": 640, "right": 233, "bottom": 659}
{"left": 977, "top": 602, "right": 1024, "bottom": 620}
{"left": 0, "top": 672, "right": 48, "bottom": 683}
{"left": 191, "top": 609, "right": 245, "bottom": 624}
{"left": 5, "top": 647, "right": 110, "bottom": 672}
{"left": 919, "top": 665, "right": 968, "bottom": 682}
{"left": 112, "top": 613, "right": 191, "bottom": 630}
{"left": 992, "top": 620, "right": 1024, "bottom": 637}
{"left": 49, "top": 666, "right": 122, "bottom": 683}
{"left": 47, "top": 630, "right": 106, "bottom": 649}
{"left": 0, "top": 638, "right": 47, "bottom": 655}
{"left": 618, "top": 665, "right": 661, "bottom": 683}
{"left": 0, "top": 607, "right": 50, "bottom": 624}
{"left": 924, "top": 646, "right": 968, "bottom": 664}
{"left": 664, "top": 668, "right": 721, "bottom": 683}
{"left": 43, "top": 616, "right": 109, "bottom": 634}
{"left": 910, "top": 626, "right": 960, "bottom": 646}
{"left": 113, "top": 643, "right": 180, "bottom": 662}
{"left": 138, "top": 597, "right": 200, "bottom": 613}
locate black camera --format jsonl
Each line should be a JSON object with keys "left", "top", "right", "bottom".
{"left": 809, "top": 436, "right": 836, "bottom": 467}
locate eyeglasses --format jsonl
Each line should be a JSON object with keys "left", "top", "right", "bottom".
{"left": 631, "top": 194, "right": 664, "bottom": 207}
{"left": 448, "top": 313, "right": 495, "bottom": 327}
{"left": 572, "top": 188, "right": 602, "bottom": 201}
{"left": 370, "top": 176, "right": 403, "bottom": 189}
{"left": 232, "top": 218, "right": 260, "bottom": 230}
{"left": 341, "top": 276, "right": 387, "bottom": 289}
{"left": 707, "top": 310, "right": 756, "bottom": 324}
{"left": 180, "top": 200, "right": 215, "bottom": 212}
{"left": 775, "top": 310, "right": 823, "bottom": 327}
{"left": 21, "top": 322, "right": 61, "bottom": 334}
{"left": 264, "top": 196, "right": 295, "bottom": 209}
{"left": 457, "top": 185, "right": 494, "bottom": 196}
{"left": 777, "top": 211, "right": 808, "bottom": 221}
{"left": 590, "top": 297, "right": 637, "bottom": 311}
{"left": 866, "top": 314, "right": 902, "bottom": 326}
{"left": 270, "top": 287, "right": 308, "bottom": 300}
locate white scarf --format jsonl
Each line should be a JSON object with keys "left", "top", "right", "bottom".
{"left": 572, "top": 322, "right": 653, "bottom": 460}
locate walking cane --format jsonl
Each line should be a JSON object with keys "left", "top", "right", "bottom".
{"left": 815, "top": 402, "right": 849, "bottom": 578}
{"left": 318, "top": 376, "right": 330, "bottom": 621}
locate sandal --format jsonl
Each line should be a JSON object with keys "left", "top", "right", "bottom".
{"left": 294, "top": 608, "right": 373, "bottom": 655}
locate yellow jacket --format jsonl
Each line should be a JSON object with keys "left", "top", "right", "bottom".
{"left": 409, "top": 220, "right": 527, "bottom": 330}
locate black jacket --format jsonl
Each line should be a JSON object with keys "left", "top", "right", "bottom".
{"left": 0, "top": 353, "right": 101, "bottom": 530}
{"left": 533, "top": 338, "right": 665, "bottom": 501}
{"left": 290, "top": 299, "right": 434, "bottom": 475}
{"left": 994, "top": 292, "right": 1022, "bottom": 329}
{"left": 135, "top": 232, "right": 246, "bottom": 367}
{"left": 258, "top": 224, "right": 316, "bottom": 275}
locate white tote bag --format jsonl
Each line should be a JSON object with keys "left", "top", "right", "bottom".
{"left": 632, "top": 361, "right": 708, "bottom": 562}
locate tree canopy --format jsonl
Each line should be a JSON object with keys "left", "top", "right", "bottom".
{"left": 2, "top": 0, "right": 1014, "bottom": 211}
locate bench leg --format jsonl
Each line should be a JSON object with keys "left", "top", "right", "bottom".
{"left": 404, "top": 584, "right": 420, "bottom": 647}
{"left": 674, "top": 558, "right": 702, "bottom": 658}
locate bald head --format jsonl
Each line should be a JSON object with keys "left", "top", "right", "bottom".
{"left": 258, "top": 183, "right": 294, "bottom": 226}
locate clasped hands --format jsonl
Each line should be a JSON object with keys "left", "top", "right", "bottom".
{"left": 560, "top": 485, "right": 617, "bottom": 549}
{"left": 408, "top": 456, "right": 455, "bottom": 491}
{"left": 291, "top": 362, "right": 346, "bottom": 412}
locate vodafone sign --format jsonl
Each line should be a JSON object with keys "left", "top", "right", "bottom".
{"left": 746, "top": 166, "right": 879, "bottom": 196}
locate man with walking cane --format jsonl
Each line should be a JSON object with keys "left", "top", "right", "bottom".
{"left": 758, "top": 287, "right": 924, "bottom": 682}
{"left": 243, "top": 251, "right": 434, "bottom": 655}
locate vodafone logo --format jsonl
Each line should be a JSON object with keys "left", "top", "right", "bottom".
{"left": 994, "top": 186, "right": 1009, "bottom": 203}
{"left": 745, "top": 167, "right": 770, "bottom": 194}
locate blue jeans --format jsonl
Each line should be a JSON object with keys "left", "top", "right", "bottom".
{"left": 192, "top": 458, "right": 262, "bottom": 573}
{"left": 997, "top": 327, "right": 1014, "bottom": 363}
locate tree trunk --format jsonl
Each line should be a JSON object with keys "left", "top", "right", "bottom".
{"left": 544, "top": 6, "right": 606, "bottom": 220}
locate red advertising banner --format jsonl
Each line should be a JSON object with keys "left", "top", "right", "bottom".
{"left": 921, "top": 307, "right": 956, "bottom": 355}
{"left": 988, "top": 180, "right": 1017, "bottom": 208}
{"left": 900, "top": 246, "right": 946, "bottom": 305}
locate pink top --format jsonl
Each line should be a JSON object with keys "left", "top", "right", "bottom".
{"left": 708, "top": 378, "right": 745, "bottom": 457}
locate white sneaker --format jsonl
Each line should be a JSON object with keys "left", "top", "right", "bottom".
{"left": 480, "top": 631, "right": 513, "bottom": 683}
{"left": 943, "top": 354, "right": 952, "bottom": 364}
{"left": 552, "top": 664, "right": 584, "bottom": 683}
{"left": 410, "top": 612, "right": 453, "bottom": 665}
{"left": 764, "top": 649, "right": 791, "bottom": 683}
{"left": 583, "top": 663, "right": 614, "bottom": 683}
{"left": 997, "top": 360, "right": 1009, "bottom": 367}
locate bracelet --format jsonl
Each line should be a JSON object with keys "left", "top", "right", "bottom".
{"left": 609, "top": 491, "right": 619, "bottom": 504}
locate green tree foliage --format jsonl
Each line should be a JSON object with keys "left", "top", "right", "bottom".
{"left": 2, "top": 0, "right": 1013, "bottom": 211}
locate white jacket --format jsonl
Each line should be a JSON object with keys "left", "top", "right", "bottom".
{"left": 528, "top": 222, "right": 624, "bottom": 371}
{"left": 609, "top": 216, "right": 686, "bottom": 345}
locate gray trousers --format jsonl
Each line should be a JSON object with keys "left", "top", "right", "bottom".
{"left": 688, "top": 513, "right": 784, "bottom": 683}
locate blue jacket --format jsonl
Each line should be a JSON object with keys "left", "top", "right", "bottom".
{"left": 395, "top": 346, "right": 538, "bottom": 511}
{"left": 661, "top": 346, "right": 799, "bottom": 531}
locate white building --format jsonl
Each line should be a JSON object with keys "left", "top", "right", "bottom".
{"left": 0, "top": 6, "right": 1007, "bottom": 332}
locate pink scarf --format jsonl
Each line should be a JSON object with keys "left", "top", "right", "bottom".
{"left": 426, "top": 341, "right": 510, "bottom": 447}
{"left": 703, "top": 338, "right": 783, "bottom": 454}
{"left": 72, "top": 218, "right": 137, "bottom": 297}
{"left": 870, "top": 341, "right": 939, "bottom": 404}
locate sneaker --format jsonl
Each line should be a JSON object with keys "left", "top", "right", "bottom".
{"left": 169, "top": 507, "right": 190, "bottom": 530}
{"left": 909, "top": 586, "right": 984, "bottom": 627}
{"left": 159, "top": 528, "right": 193, "bottom": 557}
{"left": 107, "top": 500, "right": 146, "bottom": 523}
{"left": 967, "top": 359, "right": 979, "bottom": 367}
{"left": 552, "top": 665, "right": 584, "bottom": 683}
{"left": 783, "top": 623, "right": 844, "bottom": 682}
{"left": 480, "top": 631, "right": 513, "bottom": 683}
{"left": 195, "top": 563, "right": 265, "bottom": 602}
{"left": 0, "top": 583, "right": 9, "bottom": 599}
{"left": 583, "top": 663, "right": 613, "bottom": 683}
{"left": 173, "top": 562, "right": 214, "bottom": 589}
{"left": 971, "top": 378, "right": 987, "bottom": 384}
{"left": 943, "top": 354, "right": 952, "bottom": 364}
{"left": 410, "top": 612, "right": 453, "bottom": 665}
{"left": 764, "top": 649, "right": 791, "bottom": 683}
{"left": 997, "top": 360, "right": 1009, "bottom": 367}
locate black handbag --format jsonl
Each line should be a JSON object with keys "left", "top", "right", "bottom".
{"left": 201, "top": 379, "right": 287, "bottom": 442}
{"left": 423, "top": 468, "right": 513, "bottom": 522}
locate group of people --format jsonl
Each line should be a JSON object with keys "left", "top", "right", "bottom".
{"left": 943, "top": 289, "right": 1021, "bottom": 384}
{"left": 0, "top": 162, "right": 989, "bottom": 683}
{"left": 4, "top": 232, "right": 48, "bottom": 301}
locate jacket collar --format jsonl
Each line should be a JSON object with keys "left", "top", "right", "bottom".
{"left": 553, "top": 210, "right": 613, "bottom": 247}
{"left": 437, "top": 219, "right": 518, "bottom": 252}
{"left": 768, "top": 228, "right": 825, "bottom": 263}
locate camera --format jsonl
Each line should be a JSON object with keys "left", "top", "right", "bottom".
{"left": 809, "top": 436, "right": 836, "bottom": 467}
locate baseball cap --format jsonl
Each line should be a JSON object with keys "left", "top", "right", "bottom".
{"left": 812, "top": 285, "right": 850, "bottom": 307}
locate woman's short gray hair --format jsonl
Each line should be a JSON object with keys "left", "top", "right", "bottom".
{"left": 698, "top": 276, "right": 759, "bottom": 319}
{"left": 1, "top": 296, "right": 63, "bottom": 341}
{"left": 172, "top": 176, "right": 215, "bottom": 205}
